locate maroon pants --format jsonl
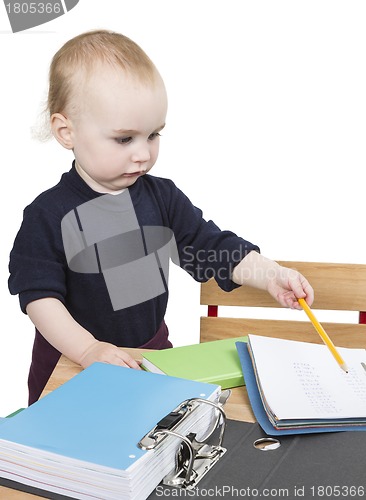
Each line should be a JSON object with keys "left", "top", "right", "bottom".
{"left": 28, "top": 321, "right": 172, "bottom": 405}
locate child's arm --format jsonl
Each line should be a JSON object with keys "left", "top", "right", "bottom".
{"left": 26, "top": 298, "right": 141, "bottom": 369}
{"left": 232, "top": 250, "right": 314, "bottom": 309}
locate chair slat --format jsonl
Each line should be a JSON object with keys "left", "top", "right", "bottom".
{"left": 200, "top": 261, "right": 366, "bottom": 344}
{"left": 200, "top": 261, "right": 366, "bottom": 311}
{"left": 200, "top": 317, "right": 366, "bottom": 347}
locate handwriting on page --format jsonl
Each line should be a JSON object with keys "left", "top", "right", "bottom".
{"left": 343, "top": 367, "right": 366, "bottom": 402}
{"left": 293, "top": 362, "right": 338, "bottom": 414}
{"left": 292, "top": 362, "right": 366, "bottom": 415}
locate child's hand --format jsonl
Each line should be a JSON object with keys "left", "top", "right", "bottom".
{"left": 266, "top": 265, "right": 314, "bottom": 310}
{"left": 232, "top": 251, "right": 314, "bottom": 309}
{"left": 79, "top": 340, "right": 142, "bottom": 370}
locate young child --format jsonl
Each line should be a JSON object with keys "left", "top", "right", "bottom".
{"left": 8, "top": 30, "right": 314, "bottom": 405}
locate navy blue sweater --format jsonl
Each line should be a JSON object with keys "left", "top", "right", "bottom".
{"left": 9, "top": 165, "right": 259, "bottom": 348}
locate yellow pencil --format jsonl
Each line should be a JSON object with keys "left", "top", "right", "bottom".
{"left": 298, "top": 298, "right": 349, "bottom": 373}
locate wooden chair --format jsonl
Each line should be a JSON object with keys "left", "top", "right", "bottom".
{"left": 200, "top": 261, "right": 366, "bottom": 348}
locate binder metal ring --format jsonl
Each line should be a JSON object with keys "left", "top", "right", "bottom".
{"left": 138, "top": 394, "right": 228, "bottom": 489}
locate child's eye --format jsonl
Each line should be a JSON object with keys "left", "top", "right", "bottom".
{"left": 148, "top": 132, "right": 161, "bottom": 141}
{"left": 115, "top": 136, "right": 132, "bottom": 145}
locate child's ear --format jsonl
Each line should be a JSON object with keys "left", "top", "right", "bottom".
{"left": 50, "top": 113, "right": 74, "bottom": 149}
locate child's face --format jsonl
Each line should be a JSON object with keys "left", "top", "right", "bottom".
{"left": 66, "top": 66, "right": 167, "bottom": 193}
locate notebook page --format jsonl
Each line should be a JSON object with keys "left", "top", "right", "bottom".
{"left": 248, "top": 335, "right": 366, "bottom": 420}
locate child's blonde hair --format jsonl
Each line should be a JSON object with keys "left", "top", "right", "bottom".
{"left": 49, "top": 29, "right": 157, "bottom": 116}
{"left": 34, "top": 29, "right": 158, "bottom": 140}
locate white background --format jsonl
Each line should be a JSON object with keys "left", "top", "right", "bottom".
{"left": 0, "top": 1, "right": 365, "bottom": 417}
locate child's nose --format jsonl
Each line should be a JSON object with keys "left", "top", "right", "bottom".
{"left": 131, "top": 143, "right": 151, "bottom": 163}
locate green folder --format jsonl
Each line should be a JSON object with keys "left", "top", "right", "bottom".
{"left": 142, "top": 336, "right": 247, "bottom": 389}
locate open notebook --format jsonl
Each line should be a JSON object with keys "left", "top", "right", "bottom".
{"left": 236, "top": 335, "right": 366, "bottom": 434}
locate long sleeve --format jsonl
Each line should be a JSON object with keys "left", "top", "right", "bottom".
{"left": 138, "top": 177, "right": 260, "bottom": 292}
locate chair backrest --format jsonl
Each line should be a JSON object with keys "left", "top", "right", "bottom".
{"left": 200, "top": 261, "right": 366, "bottom": 348}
